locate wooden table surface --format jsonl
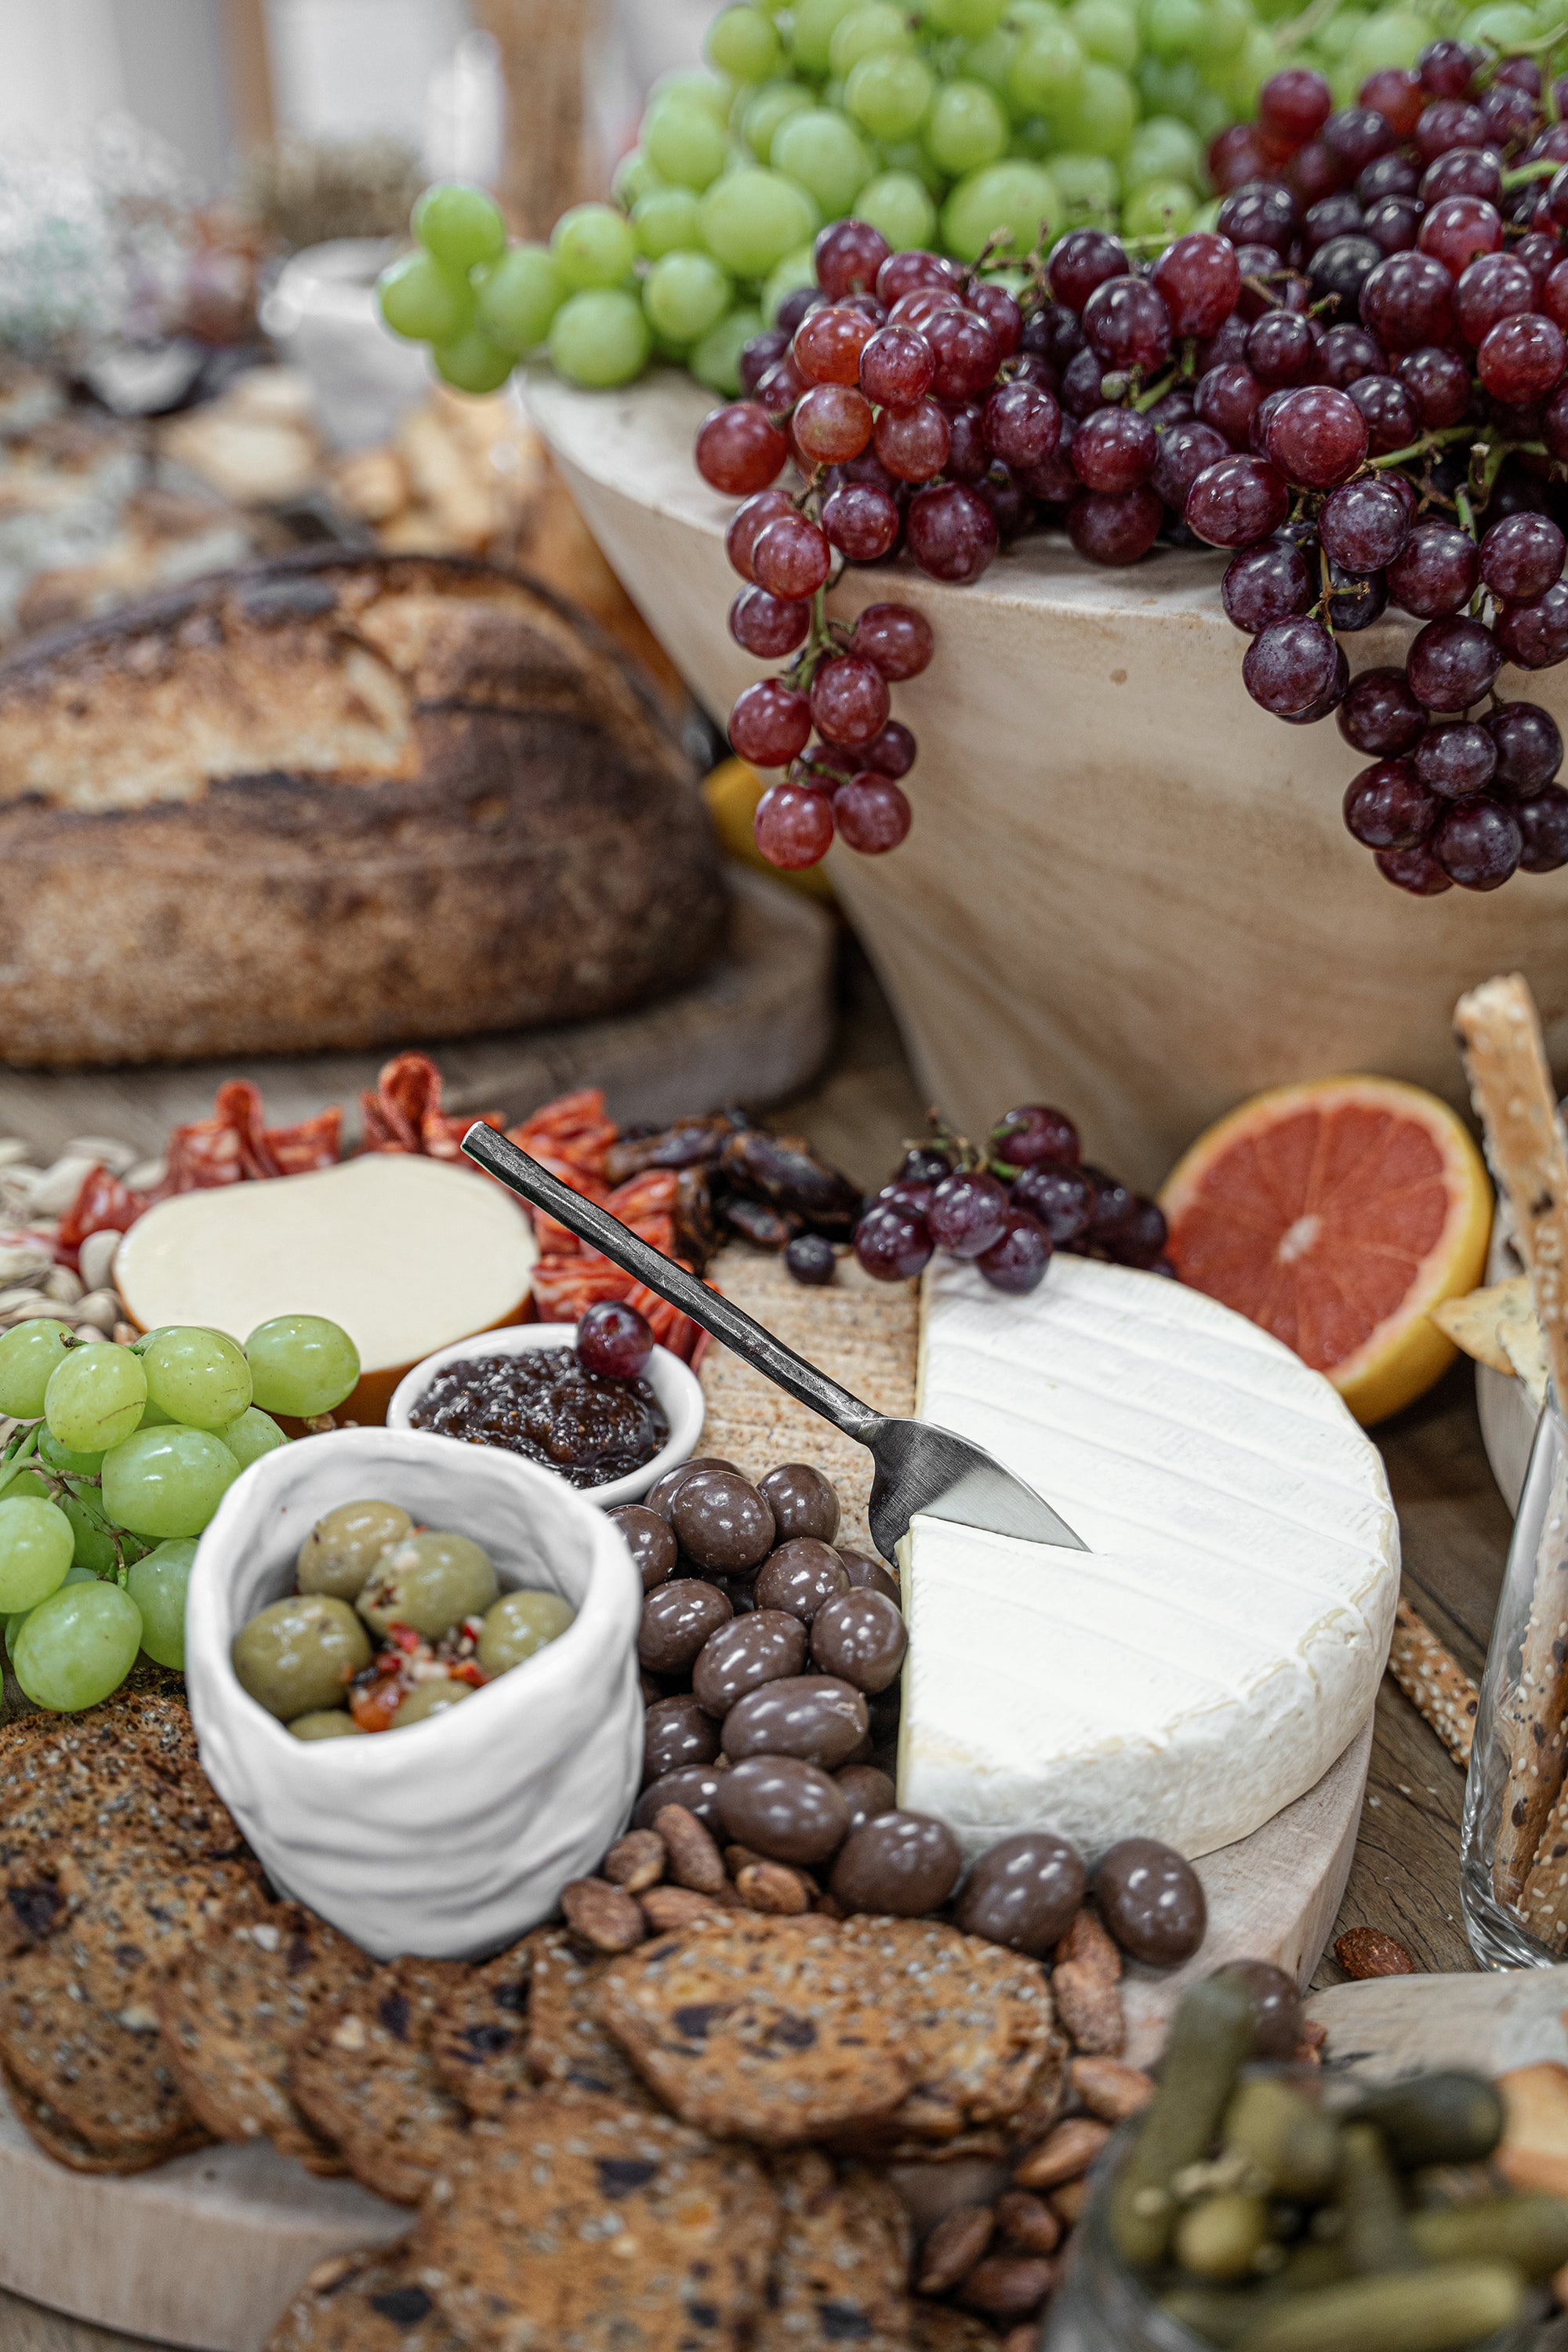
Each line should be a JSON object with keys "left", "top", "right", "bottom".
{"left": 0, "top": 942, "right": 1515, "bottom": 2350}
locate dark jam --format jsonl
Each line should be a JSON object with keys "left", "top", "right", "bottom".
{"left": 411, "top": 1348, "right": 669, "bottom": 1489}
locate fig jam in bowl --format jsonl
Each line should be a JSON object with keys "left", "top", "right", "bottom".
{"left": 387, "top": 1323, "right": 703, "bottom": 1508}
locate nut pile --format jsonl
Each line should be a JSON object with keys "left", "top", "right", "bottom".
{"left": 0, "top": 1131, "right": 145, "bottom": 1356}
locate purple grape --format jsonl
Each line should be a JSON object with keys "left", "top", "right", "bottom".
{"left": 1397, "top": 344, "right": 1472, "bottom": 427}
{"left": 1358, "top": 153, "right": 1420, "bottom": 202}
{"left": 1221, "top": 539, "right": 1315, "bottom": 633}
{"left": 1338, "top": 666, "right": 1426, "bottom": 757}
{"left": 1319, "top": 476, "right": 1410, "bottom": 571}
{"left": 1487, "top": 701, "right": 1563, "bottom": 795}
{"left": 927, "top": 1170, "right": 1010, "bottom": 1258}
{"left": 1327, "top": 564, "right": 1388, "bottom": 633}
{"left": 1515, "top": 784, "right": 1568, "bottom": 870}
{"left": 1278, "top": 642, "right": 1350, "bottom": 724}
{"left": 1346, "top": 372, "right": 1421, "bottom": 453}
{"left": 1406, "top": 615, "right": 1503, "bottom": 710}
{"left": 1431, "top": 794, "right": 1523, "bottom": 887}
{"left": 1387, "top": 520, "right": 1481, "bottom": 617}
{"left": 1217, "top": 181, "right": 1299, "bottom": 254}
{"left": 786, "top": 1233, "right": 837, "bottom": 1285}
{"left": 1375, "top": 842, "right": 1454, "bottom": 894}
{"left": 1414, "top": 723, "right": 1497, "bottom": 797}
{"left": 1111, "top": 1198, "right": 1170, "bottom": 1270}
{"left": 854, "top": 1204, "right": 934, "bottom": 1283}
{"left": 1152, "top": 418, "right": 1229, "bottom": 510}
{"left": 576, "top": 1298, "right": 655, "bottom": 1380}
{"left": 1495, "top": 583, "right": 1568, "bottom": 669}
{"left": 1186, "top": 455, "right": 1289, "bottom": 547}
{"left": 876, "top": 1178, "right": 936, "bottom": 1216}
{"left": 1011, "top": 1163, "right": 1096, "bottom": 1243}
{"left": 990, "top": 1105, "right": 1080, "bottom": 1168}
{"left": 1083, "top": 1168, "right": 1137, "bottom": 1244}
{"left": 976, "top": 1210, "right": 1053, "bottom": 1294}
{"left": 1244, "top": 308, "right": 1316, "bottom": 387}
{"left": 1318, "top": 323, "right": 1387, "bottom": 387}
{"left": 1243, "top": 615, "right": 1341, "bottom": 716}
{"left": 1363, "top": 195, "right": 1423, "bottom": 255}
{"left": 1343, "top": 758, "right": 1439, "bottom": 848}
{"left": 899, "top": 1145, "right": 955, "bottom": 1185}
{"left": 1479, "top": 511, "right": 1566, "bottom": 602}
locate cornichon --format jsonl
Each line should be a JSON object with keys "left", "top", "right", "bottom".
{"left": 1338, "top": 2122, "right": 1422, "bottom": 2276}
{"left": 1236, "top": 2260, "right": 1526, "bottom": 2352}
{"left": 1410, "top": 2194, "right": 1568, "bottom": 2281}
{"left": 1110, "top": 1975, "right": 1257, "bottom": 2268}
{"left": 1348, "top": 2072, "right": 1504, "bottom": 2169}
{"left": 1224, "top": 2075, "right": 1340, "bottom": 2199}
{"left": 1174, "top": 2190, "right": 1272, "bottom": 2280}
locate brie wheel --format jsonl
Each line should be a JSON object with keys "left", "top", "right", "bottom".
{"left": 899, "top": 1254, "right": 1399, "bottom": 1862}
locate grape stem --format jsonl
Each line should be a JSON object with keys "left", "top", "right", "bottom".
{"left": 1369, "top": 425, "right": 1475, "bottom": 471}
{"left": 1502, "top": 158, "right": 1565, "bottom": 189}
{"left": 1274, "top": 0, "right": 1346, "bottom": 53}
{"left": 0, "top": 1424, "right": 40, "bottom": 1504}
{"left": 1132, "top": 365, "right": 1178, "bottom": 413}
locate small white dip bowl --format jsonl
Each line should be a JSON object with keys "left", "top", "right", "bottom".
{"left": 385, "top": 1322, "right": 705, "bottom": 1508}
{"left": 184, "top": 1425, "right": 644, "bottom": 1960}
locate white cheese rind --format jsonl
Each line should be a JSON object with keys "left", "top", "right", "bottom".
{"left": 899, "top": 1254, "right": 1398, "bottom": 1861}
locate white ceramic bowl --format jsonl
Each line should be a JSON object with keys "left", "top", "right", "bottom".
{"left": 184, "top": 1425, "right": 644, "bottom": 1961}
{"left": 385, "top": 1322, "right": 705, "bottom": 1508}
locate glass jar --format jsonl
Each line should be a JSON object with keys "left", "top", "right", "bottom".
{"left": 1462, "top": 1394, "right": 1568, "bottom": 1970}
{"left": 1042, "top": 2100, "right": 1543, "bottom": 2352}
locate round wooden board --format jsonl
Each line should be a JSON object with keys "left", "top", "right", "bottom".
{"left": 0, "top": 1719, "right": 1370, "bottom": 2352}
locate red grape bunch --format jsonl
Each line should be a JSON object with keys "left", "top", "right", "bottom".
{"left": 692, "top": 38, "right": 1568, "bottom": 898}
{"left": 846, "top": 1102, "right": 1170, "bottom": 1300}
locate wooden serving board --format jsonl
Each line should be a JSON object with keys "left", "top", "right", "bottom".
{"left": 0, "top": 867, "right": 833, "bottom": 1163}
{"left": 0, "top": 1718, "right": 1370, "bottom": 2352}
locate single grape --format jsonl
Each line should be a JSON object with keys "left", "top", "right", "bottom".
{"left": 1066, "top": 485, "right": 1163, "bottom": 566}
{"left": 0, "top": 1496, "right": 74, "bottom": 1611}
{"left": 924, "top": 309, "right": 1000, "bottom": 405}
{"left": 1363, "top": 195, "right": 1422, "bottom": 257}
{"left": 1319, "top": 477, "right": 1410, "bottom": 572}
{"left": 992, "top": 1104, "right": 1080, "bottom": 1169}
{"left": 1494, "top": 583, "right": 1568, "bottom": 670}
{"left": 243, "top": 1316, "right": 361, "bottom": 1420}
{"left": 739, "top": 328, "right": 789, "bottom": 396}
{"left": 1416, "top": 97, "right": 1489, "bottom": 165}
{"left": 1432, "top": 794, "right": 1523, "bottom": 887}
{"left": 413, "top": 180, "right": 506, "bottom": 272}
{"left": 810, "top": 654, "right": 890, "bottom": 747}
{"left": 793, "top": 383, "right": 874, "bottom": 464}
{"left": 1152, "top": 419, "right": 1229, "bottom": 512}
{"left": 1259, "top": 67, "right": 1333, "bottom": 149}
{"left": 1406, "top": 615, "right": 1503, "bottom": 712}
{"left": 753, "top": 513, "right": 832, "bottom": 599}
{"left": 1360, "top": 252, "right": 1455, "bottom": 352}
{"left": 376, "top": 251, "right": 473, "bottom": 345}
{"left": 1343, "top": 760, "right": 1439, "bottom": 849}
{"left": 577, "top": 1301, "right": 654, "bottom": 1381}
{"left": 1151, "top": 233, "right": 1240, "bottom": 339}
{"left": 695, "top": 402, "right": 789, "bottom": 496}
{"left": 873, "top": 399, "right": 951, "bottom": 484}
{"left": 13, "top": 1578, "right": 143, "bottom": 1712}
{"left": 1415, "top": 724, "right": 1497, "bottom": 798}
{"left": 1480, "top": 513, "right": 1566, "bottom": 604}
{"left": 984, "top": 381, "right": 1061, "bottom": 470}
{"left": 815, "top": 219, "right": 891, "bottom": 301}
{"left": 731, "top": 585, "right": 811, "bottom": 659}
{"left": 906, "top": 483, "right": 999, "bottom": 583}
{"left": 862, "top": 720, "right": 916, "bottom": 777}
{"left": 1062, "top": 346, "right": 1112, "bottom": 421}
{"left": 0, "top": 1318, "right": 72, "bottom": 1420}
{"left": 859, "top": 324, "right": 934, "bottom": 410}
{"left": 700, "top": 169, "right": 818, "bottom": 281}
{"left": 1419, "top": 42, "right": 1480, "bottom": 102}
{"left": 431, "top": 329, "right": 514, "bottom": 396}
{"left": 877, "top": 251, "right": 960, "bottom": 309}
{"left": 1478, "top": 314, "right": 1567, "bottom": 405}
{"left": 1112, "top": 1198, "right": 1171, "bottom": 1272}
{"left": 854, "top": 1204, "right": 933, "bottom": 1283}
{"left": 1307, "top": 234, "right": 1382, "bottom": 318}
{"left": 786, "top": 1233, "right": 837, "bottom": 1286}
{"left": 851, "top": 603, "right": 933, "bottom": 681}
{"left": 220, "top": 1407, "right": 289, "bottom": 1472}
{"left": 793, "top": 304, "right": 876, "bottom": 389}
{"left": 1215, "top": 183, "right": 1298, "bottom": 257}
{"left": 727, "top": 488, "right": 796, "bottom": 583}
{"left": 644, "top": 250, "right": 732, "bottom": 346}
{"left": 1375, "top": 843, "right": 1454, "bottom": 895}
{"left": 977, "top": 1210, "right": 1053, "bottom": 1295}
{"left": 1265, "top": 385, "right": 1369, "bottom": 490}
{"left": 140, "top": 1326, "right": 252, "bottom": 1432}
{"left": 1194, "top": 362, "right": 1265, "bottom": 449}
{"left": 822, "top": 485, "right": 900, "bottom": 562}
{"left": 707, "top": 2, "right": 785, "bottom": 81}
{"left": 1396, "top": 345, "right": 1472, "bottom": 427}
{"left": 1185, "top": 456, "right": 1288, "bottom": 549}
{"left": 1387, "top": 519, "right": 1479, "bottom": 618}
{"left": 44, "top": 1343, "right": 147, "bottom": 1457}
{"left": 754, "top": 781, "right": 835, "bottom": 869}
{"left": 1303, "top": 194, "right": 1366, "bottom": 260}
{"left": 1081, "top": 277, "right": 1172, "bottom": 372}
{"left": 834, "top": 771, "right": 912, "bottom": 854}
{"left": 100, "top": 1426, "right": 241, "bottom": 1540}
{"left": 1243, "top": 615, "right": 1341, "bottom": 717}
{"left": 1316, "top": 323, "right": 1386, "bottom": 390}
{"left": 1452, "top": 252, "right": 1533, "bottom": 348}
{"left": 967, "top": 281, "right": 1022, "bottom": 360}
{"left": 1244, "top": 310, "right": 1316, "bottom": 389}
{"left": 1221, "top": 540, "right": 1314, "bottom": 636}
{"left": 125, "top": 1539, "right": 198, "bottom": 1671}
{"left": 1515, "top": 786, "right": 1568, "bottom": 871}
{"left": 1487, "top": 702, "right": 1563, "bottom": 797}
{"left": 1418, "top": 194, "right": 1503, "bottom": 279}
{"left": 474, "top": 244, "right": 565, "bottom": 354}
{"left": 548, "top": 289, "right": 651, "bottom": 389}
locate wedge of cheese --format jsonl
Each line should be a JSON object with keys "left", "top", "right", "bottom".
{"left": 899, "top": 1254, "right": 1399, "bottom": 1862}
{"left": 115, "top": 1153, "right": 537, "bottom": 1423}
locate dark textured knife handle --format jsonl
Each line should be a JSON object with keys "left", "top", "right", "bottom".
{"left": 462, "top": 1123, "right": 883, "bottom": 1443}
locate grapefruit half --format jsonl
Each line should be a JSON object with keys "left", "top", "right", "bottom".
{"left": 1160, "top": 1076, "right": 1492, "bottom": 1426}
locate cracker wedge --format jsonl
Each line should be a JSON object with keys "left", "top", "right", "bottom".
{"left": 1430, "top": 1272, "right": 1535, "bottom": 1375}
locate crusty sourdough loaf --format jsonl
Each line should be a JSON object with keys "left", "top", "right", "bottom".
{"left": 0, "top": 551, "right": 726, "bottom": 1067}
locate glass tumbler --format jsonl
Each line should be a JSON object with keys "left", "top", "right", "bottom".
{"left": 1462, "top": 1392, "right": 1568, "bottom": 1969}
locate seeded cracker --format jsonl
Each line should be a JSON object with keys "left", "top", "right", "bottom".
{"left": 267, "top": 2247, "right": 463, "bottom": 2352}
{"left": 1518, "top": 1777, "right": 1568, "bottom": 1950}
{"left": 523, "top": 1924, "right": 661, "bottom": 2109}
{"left": 290, "top": 1958, "right": 470, "bottom": 2205}
{"left": 413, "top": 2090, "right": 779, "bottom": 2352}
{"left": 1454, "top": 973, "right": 1568, "bottom": 1905}
{"left": 429, "top": 1931, "right": 545, "bottom": 2120}
{"left": 755, "top": 2150, "right": 913, "bottom": 2351}
{"left": 1386, "top": 1596, "right": 1479, "bottom": 1768}
{"left": 156, "top": 1890, "right": 375, "bottom": 2170}
{"left": 598, "top": 1912, "right": 915, "bottom": 2144}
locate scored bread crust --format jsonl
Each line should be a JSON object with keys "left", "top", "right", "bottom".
{"left": 0, "top": 550, "right": 726, "bottom": 1068}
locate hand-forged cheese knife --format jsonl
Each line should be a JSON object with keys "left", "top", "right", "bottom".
{"left": 462, "top": 1123, "right": 1086, "bottom": 1559}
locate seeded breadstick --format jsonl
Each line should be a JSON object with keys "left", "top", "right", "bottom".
{"left": 1454, "top": 974, "right": 1568, "bottom": 1907}
{"left": 1386, "top": 1597, "right": 1479, "bottom": 1768}
{"left": 1518, "top": 1777, "right": 1568, "bottom": 1954}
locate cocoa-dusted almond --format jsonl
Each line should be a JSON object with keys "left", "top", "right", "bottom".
{"left": 1051, "top": 1959, "right": 1125, "bottom": 2056}
{"left": 561, "top": 1879, "right": 645, "bottom": 1955}
{"left": 1013, "top": 2115, "right": 1112, "bottom": 2191}
{"left": 994, "top": 2190, "right": 1060, "bottom": 2256}
{"left": 735, "top": 1861, "right": 813, "bottom": 1915}
{"left": 653, "top": 1803, "right": 728, "bottom": 1896}
{"left": 916, "top": 2204, "right": 995, "bottom": 2296}
{"left": 602, "top": 1831, "right": 665, "bottom": 1895}
{"left": 960, "top": 2253, "right": 1056, "bottom": 2319}
{"left": 1048, "top": 2179, "right": 1091, "bottom": 2227}
{"left": 1294, "top": 2019, "right": 1329, "bottom": 2063}
{"left": 813, "top": 1889, "right": 845, "bottom": 1918}
{"left": 640, "top": 1885, "right": 733, "bottom": 1934}
{"left": 1333, "top": 1927, "right": 1417, "bottom": 1980}
{"left": 1054, "top": 1907, "right": 1121, "bottom": 1983}
{"left": 724, "top": 1844, "right": 771, "bottom": 1877}
{"left": 1069, "top": 2054, "right": 1156, "bottom": 2123}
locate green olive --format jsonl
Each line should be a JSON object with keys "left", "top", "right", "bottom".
{"left": 477, "top": 1588, "right": 576, "bottom": 1675}
{"left": 296, "top": 1499, "right": 412, "bottom": 1600}
{"left": 356, "top": 1531, "right": 499, "bottom": 1639}
{"left": 392, "top": 1679, "right": 474, "bottom": 1729}
{"left": 289, "top": 1710, "right": 365, "bottom": 1740}
{"left": 232, "top": 1594, "right": 371, "bottom": 1721}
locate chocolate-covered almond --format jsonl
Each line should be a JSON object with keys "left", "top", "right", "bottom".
{"left": 838, "top": 1549, "right": 902, "bottom": 1606}
{"left": 1211, "top": 1958, "right": 1301, "bottom": 2059}
{"left": 691, "top": 1610, "right": 808, "bottom": 1718}
{"left": 637, "top": 1578, "right": 732, "bottom": 1675}
{"left": 830, "top": 1810, "right": 962, "bottom": 1915}
{"left": 642, "top": 1693, "right": 721, "bottom": 1786}
{"left": 644, "top": 1457, "right": 739, "bottom": 1521}
{"left": 811, "top": 1589, "right": 907, "bottom": 1693}
{"left": 956, "top": 1831, "right": 1086, "bottom": 1956}
{"left": 672, "top": 1470, "right": 776, "bottom": 1572}
{"left": 722, "top": 1674, "right": 869, "bottom": 1769}
{"left": 759, "top": 1462, "right": 840, "bottom": 1544}
{"left": 714, "top": 1753, "right": 850, "bottom": 1864}
{"left": 835, "top": 1762, "right": 897, "bottom": 1837}
{"left": 1095, "top": 1837, "right": 1207, "bottom": 1966}
{"left": 633, "top": 1760, "right": 728, "bottom": 1835}
{"left": 608, "top": 1504, "right": 678, "bottom": 1591}
{"left": 754, "top": 1537, "right": 850, "bottom": 1623}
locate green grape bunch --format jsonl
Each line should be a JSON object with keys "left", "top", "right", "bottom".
{"left": 0, "top": 1311, "right": 359, "bottom": 1713}
{"left": 374, "top": 0, "right": 1390, "bottom": 404}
